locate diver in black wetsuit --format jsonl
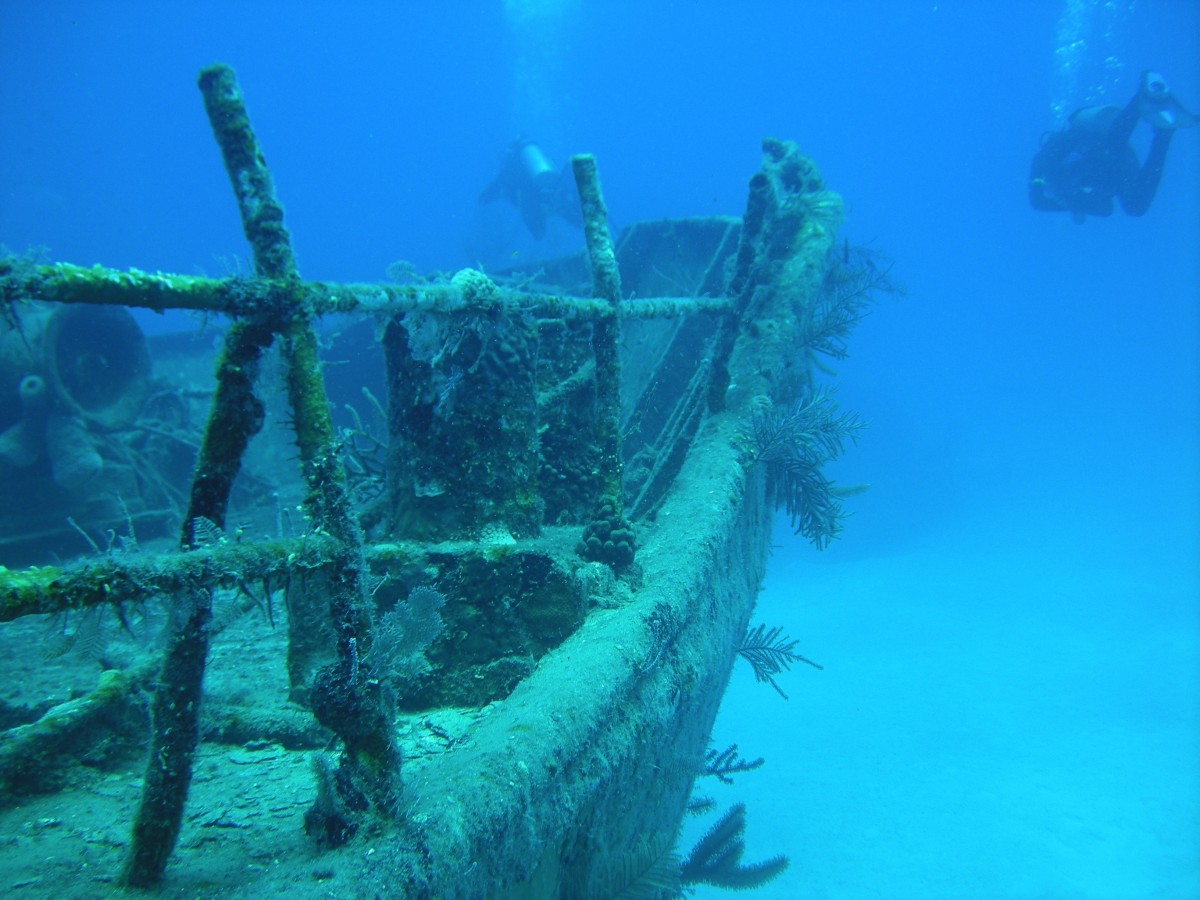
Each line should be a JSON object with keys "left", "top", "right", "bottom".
{"left": 479, "top": 137, "right": 582, "bottom": 239}
{"left": 1030, "top": 70, "right": 1198, "bottom": 222}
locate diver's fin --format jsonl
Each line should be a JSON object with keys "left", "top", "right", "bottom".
{"left": 1167, "top": 98, "right": 1200, "bottom": 129}
{"left": 479, "top": 176, "right": 506, "bottom": 204}
{"left": 549, "top": 165, "right": 583, "bottom": 229}
{"left": 519, "top": 194, "right": 548, "bottom": 240}
{"left": 1139, "top": 71, "right": 1199, "bottom": 130}
{"left": 1141, "top": 96, "right": 1199, "bottom": 130}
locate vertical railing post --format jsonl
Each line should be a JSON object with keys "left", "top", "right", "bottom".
{"left": 119, "top": 63, "right": 286, "bottom": 888}
{"left": 571, "top": 154, "right": 635, "bottom": 569}
{"left": 120, "top": 64, "right": 398, "bottom": 888}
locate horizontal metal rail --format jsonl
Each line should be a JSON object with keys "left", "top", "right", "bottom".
{"left": 1, "top": 259, "right": 732, "bottom": 320}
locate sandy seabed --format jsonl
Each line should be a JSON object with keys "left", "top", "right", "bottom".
{"left": 689, "top": 497, "right": 1200, "bottom": 900}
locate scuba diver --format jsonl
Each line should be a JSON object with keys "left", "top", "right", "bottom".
{"left": 479, "top": 137, "right": 582, "bottom": 239}
{"left": 1029, "top": 70, "right": 1198, "bottom": 222}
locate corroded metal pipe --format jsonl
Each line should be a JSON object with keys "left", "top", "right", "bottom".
{"left": 0, "top": 258, "right": 731, "bottom": 319}
{"left": 571, "top": 155, "right": 635, "bottom": 568}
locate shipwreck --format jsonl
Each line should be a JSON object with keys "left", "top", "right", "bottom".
{"left": 0, "top": 64, "right": 890, "bottom": 898}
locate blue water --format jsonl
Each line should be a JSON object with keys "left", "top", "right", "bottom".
{"left": 3, "top": 1, "right": 1197, "bottom": 896}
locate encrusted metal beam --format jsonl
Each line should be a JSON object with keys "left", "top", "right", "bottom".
{"left": 0, "top": 258, "right": 731, "bottom": 320}
{"left": 0, "top": 535, "right": 339, "bottom": 623}
{"left": 571, "top": 154, "right": 636, "bottom": 569}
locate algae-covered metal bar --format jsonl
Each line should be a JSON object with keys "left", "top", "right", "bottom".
{"left": 0, "top": 56, "right": 866, "bottom": 896}
{"left": 571, "top": 154, "right": 637, "bottom": 569}
{"left": 120, "top": 63, "right": 285, "bottom": 887}
{"left": 0, "top": 258, "right": 732, "bottom": 320}
{"left": 0, "top": 534, "right": 338, "bottom": 623}
{"left": 121, "top": 63, "right": 398, "bottom": 888}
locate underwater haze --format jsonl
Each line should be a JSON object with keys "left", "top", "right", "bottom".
{"left": 2, "top": 1, "right": 1198, "bottom": 897}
